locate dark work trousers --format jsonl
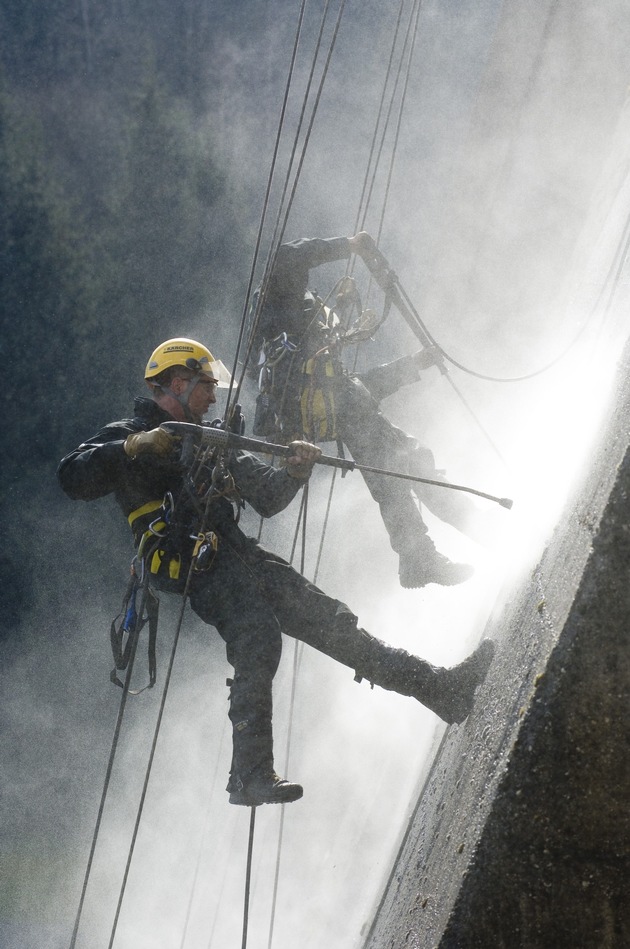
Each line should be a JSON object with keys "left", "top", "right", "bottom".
{"left": 335, "top": 374, "right": 428, "bottom": 555}
{"left": 335, "top": 374, "right": 478, "bottom": 552}
{"left": 187, "top": 535, "right": 431, "bottom": 785}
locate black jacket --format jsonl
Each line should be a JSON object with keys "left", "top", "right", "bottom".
{"left": 57, "top": 397, "right": 302, "bottom": 555}
{"left": 256, "top": 235, "right": 351, "bottom": 346}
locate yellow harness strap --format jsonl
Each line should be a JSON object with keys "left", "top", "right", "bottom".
{"left": 300, "top": 356, "right": 337, "bottom": 441}
{"left": 149, "top": 548, "right": 182, "bottom": 580}
{"left": 128, "top": 499, "right": 164, "bottom": 528}
{"left": 128, "top": 500, "right": 181, "bottom": 580}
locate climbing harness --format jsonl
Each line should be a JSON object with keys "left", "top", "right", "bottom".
{"left": 251, "top": 278, "right": 392, "bottom": 449}
{"left": 108, "top": 492, "right": 184, "bottom": 691}
{"left": 127, "top": 492, "right": 183, "bottom": 582}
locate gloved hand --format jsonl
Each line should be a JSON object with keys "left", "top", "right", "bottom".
{"left": 285, "top": 440, "right": 322, "bottom": 480}
{"left": 348, "top": 231, "right": 376, "bottom": 259}
{"left": 413, "top": 346, "right": 441, "bottom": 371}
{"left": 124, "top": 427, "right": 176, "bottom": 459}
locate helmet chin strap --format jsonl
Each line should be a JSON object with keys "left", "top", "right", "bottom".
{"left": 178, "top": 375, "right": 203, "bottom": 422}
{"left": 155, "top": 376, "right": 203, "bottom": 422}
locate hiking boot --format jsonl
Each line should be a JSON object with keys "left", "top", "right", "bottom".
{"left": 433, "top": 639, "right": 496, "bottom": 724}
{"left": 228, "top": 771, "right": 304, "bottom": 807}
{"left": 398, "top": 542, "right": 474, "bottom": 589}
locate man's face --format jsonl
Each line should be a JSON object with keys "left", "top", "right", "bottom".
{"left": 186, "top": 376, "right": 218, "bottom": 421}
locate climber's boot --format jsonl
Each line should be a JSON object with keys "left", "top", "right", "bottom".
{"left": 353, "top": 634, "right": 495, "bottom": 725}
{"left": 398, "top": 534, "right": 474, "bottom": 589}
{"left": 228, "top": 769, "right": 304, "bottom": 807}
{"left": 420, "top": 638, "right": 496, "bottom": 724}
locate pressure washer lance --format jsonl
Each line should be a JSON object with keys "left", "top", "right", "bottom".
{"left": 161, "top": 421, "right": 513, "bottom": 509}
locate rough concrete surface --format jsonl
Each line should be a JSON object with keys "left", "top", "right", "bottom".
{"left": 363, "top": 336, "right": 630, "bottom": 948}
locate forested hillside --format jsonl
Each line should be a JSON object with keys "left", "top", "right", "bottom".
{"left": 0, "top": 2, "right": 279, "bottom": 627}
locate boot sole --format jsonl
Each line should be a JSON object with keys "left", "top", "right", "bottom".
{"left": 400, "top": 564, "right": 475, "bottom": 589}
{"left": 229, "top": 786, "right": 304, "bottom": 806}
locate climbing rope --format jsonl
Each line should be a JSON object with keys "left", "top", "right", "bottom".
{"left": 105, "top": 461, "right": 229, "bottom": 947}
{"left": 377, "top": 209, "right": 630, "bottom": 387}
{"left": 241, "top": 807, "right": 258, "bottom": 949}
{"left": 223, "top": 0, "right": 309, "bottom": 417}
{"left": 68, "top": 570, "right": 151, "bottom": 949}
{"left": 351, "top": 0, "right": 409, "bottom": 240}
{"left": 231, "top": 0, "right": 349, "bottom": 409}
{"left": 356, "top": 0, "right": 423, "bottom": 247}
{"left": 177, "top": 716, "right": 229, "bottom": 949}
{"left": 266, "top": 484, "right": 310, "bottom": 949}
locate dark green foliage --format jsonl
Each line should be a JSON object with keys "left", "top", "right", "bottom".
{"left": 0, "top": 7, "right": 247, "bottom": 446}
{"left": 0, "top": 4, "right": 251, "bottom": 634}
{"left": 0, "top": 73, "right": 101, "bottom": 461}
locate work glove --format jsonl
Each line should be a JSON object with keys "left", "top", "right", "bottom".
{"left": 413, "top": 346, "right": 441, "bottom": 371}
{"left": 285, "top": 440, "right": 322, "bottom": 480}
{"left": 348, "top": 231, "right": 376, "bottom": 259}
{"left": 123, "top": 427, "right": 176, "bottom": 459}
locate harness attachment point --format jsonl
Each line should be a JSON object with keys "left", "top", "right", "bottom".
{"left": 192, "top": 531, "right": 219, "bottom": 572}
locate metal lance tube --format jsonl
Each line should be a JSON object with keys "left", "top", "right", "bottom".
{"left": 160, "top": 422, "right": 513, "bottom": 509}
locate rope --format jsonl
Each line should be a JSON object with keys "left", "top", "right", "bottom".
{"left": 177, "top": 715, "right": 229, "bottom": 949}
{"left": 259, "top": 0, "right": 339, "bottom": 286}
{"left": 224, "top": 0, "right": 309, "bottom": 416}
{"left": 440, "top": 368, "right": 508, "bottom": 468}
{"left": 313, "top": 466, "right": 338, "bottom": 585}
{"left": 356, "top": 0, "right": 422, "bottom": 242}
{"left": 372, "top": 0, "right": 423, "bottom": 249}
{"left": 241, "top": 807, "right": 258, "bottom": 949}
{"left": 266, "top": 637, "right": 301, "bottom": 949}
{"left": 68, "top": 571, "right": 150, "bottom": 949}
{"left": 206, "top": 816, "right": 242, "bottom": 948}
{"left": 391, "top": 216, "right": 630, "bottom": 384}
{"left": 345, "top": 0, "right": 421, "bottom": 371}
{"left": 267, "top": 485, "right": 309, "bottom": 949}
{"left": 233, "top": 0, "right": 349, "bottom": 402}
{"left": 351, "top": 0, "right": 408, "bottom": 239}
{"left": 106, "top": 563, "right": 194, "bottom": 949}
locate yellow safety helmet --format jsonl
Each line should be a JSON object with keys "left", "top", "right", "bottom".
{"left": 145, "top": 338, "right": 231, "bottom": 388}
